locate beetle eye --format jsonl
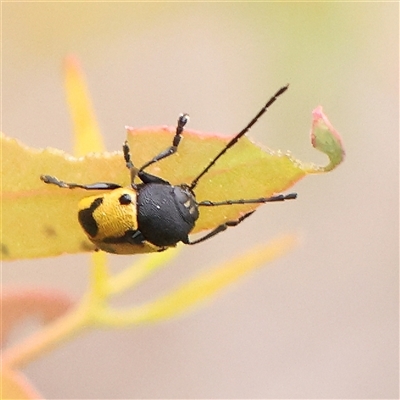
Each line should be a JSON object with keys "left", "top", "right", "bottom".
{"left": 119, "top": 193, "right": 132, "bottom": 205}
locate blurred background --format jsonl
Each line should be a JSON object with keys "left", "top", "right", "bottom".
{"left": 2, "top": 2, "right": 398, "bottom": 399}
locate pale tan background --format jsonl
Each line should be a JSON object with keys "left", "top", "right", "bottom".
{"left": 2, "top": 2, "right": 398, "bottom": 399}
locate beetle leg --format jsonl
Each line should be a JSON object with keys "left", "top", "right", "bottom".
{"left": 123, "top": 141, "right": 134, "bottom": 170}
{"left": 186, "top": 211, "right": 255, "bottom": 245}
{"left": 137, "top": 170, "right": 170, "bottom": 185}
{"left": 138, "top": 113, "right": 189, "bottom": 172}
{"left": 189, "top": 192, "right": 297, "bottom": 245}
{"left": 123, "top": 141, "right": 170, "bottom": 185}
{"left": 123, "top": 141, "right": 140, "bottom": 184}
{"left": 40, "top": 175, "right": 121, "bottom": 190}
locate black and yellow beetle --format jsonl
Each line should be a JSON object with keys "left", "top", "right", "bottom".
{"left": 41, "top": 85, "right": 296, "bottom": 254}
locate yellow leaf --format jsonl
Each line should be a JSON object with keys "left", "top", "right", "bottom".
{"left": 1, "top": 108, "right": 343, "bottom": 260}
{"left": 2, "top": 58, "right": 344, "bottom": 260}
{"left": 125, "top": 126, "right": 306, "bottom": 232}
{"left": 0, "top": 134, "right": 126, "bottom": 260}
{"left": 64, "top": 55, "right": 105, "bottom": 155}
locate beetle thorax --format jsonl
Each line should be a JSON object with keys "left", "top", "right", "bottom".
{"left": 136, "top": 183, "right": 199, "bottom": 247}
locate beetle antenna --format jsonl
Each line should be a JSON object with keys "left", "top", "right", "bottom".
{"left": 189, "top": 84, "right": 289, "bottom": 190}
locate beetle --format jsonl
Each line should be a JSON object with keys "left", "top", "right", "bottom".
{"left": 41, "top": 85, "right": 296, "bottom": 254}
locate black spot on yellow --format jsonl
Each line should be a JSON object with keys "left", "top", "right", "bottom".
{"left": 119, "top": 193, "right": 132, "bottom": 205}
{"left": 78, "top": 197, "right": 103, "bottom": 237}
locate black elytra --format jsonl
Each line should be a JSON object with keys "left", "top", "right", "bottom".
{"left": 40, "top": 85, "right": 297, "bottom": 254}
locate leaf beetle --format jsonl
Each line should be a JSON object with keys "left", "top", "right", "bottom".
{"left": 41, "top": 85, "right": 296, "bottom": 254}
